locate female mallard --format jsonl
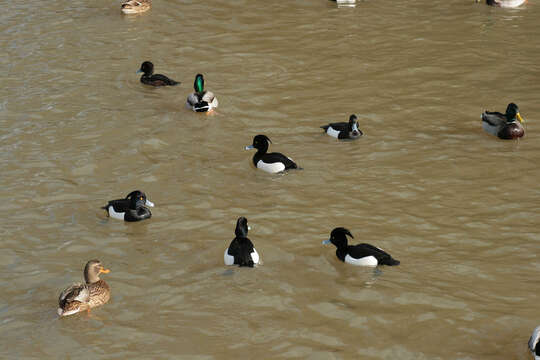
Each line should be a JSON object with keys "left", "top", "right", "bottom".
{"left": 482, "top": 0, "right": 527, "bottom": 7}
{"left": 481, "top": 103, "right": 524, "bottom": 139}
{"left": 121, "top": 0, "right": 151, "bottom": 14}
{"left": 186, "top": 74, "right": 218, "bottom": 112}
{"left": 57, "top": 260, "right": 111, "bottom": 317}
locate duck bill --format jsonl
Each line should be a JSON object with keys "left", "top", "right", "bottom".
{"left": 516, "top": 112, "right": 524, "bottom": 123}
{"left": 136, "top": 69, "right": 142, "bottom": 74}
{"left": 145, "top": 199, "right": 155, "bottom": 207}
{"left": 100, "top": 268, "right": 111, "bottom": 274}
{"left": 245, "top": 145, "right": 254, "bottom": 150}
{"left": 322, "top": 239, "right": 331, "bottom": 245}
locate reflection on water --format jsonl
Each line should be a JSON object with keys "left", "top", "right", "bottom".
{"left": 1, "top": 0, "right": 540, "bottom": 359}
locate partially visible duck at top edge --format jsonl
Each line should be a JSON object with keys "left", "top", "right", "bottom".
{"left": 121, "top": 0, "right": 151, "bottom": 14}
{"left": 186, "top": 74, "right": 218, "bottom": 113}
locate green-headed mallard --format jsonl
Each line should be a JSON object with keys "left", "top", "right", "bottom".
{"left": 481, "top": 103, "right": 524, "bottom": 140}
{"left": 57, "top": 260, "right": 111, "bottom": 317}
{"left": 186, "top": 74, "right": 218, "bottom": 113}
{"left": 121, "top": 0, "right": 151, "bottom": 14}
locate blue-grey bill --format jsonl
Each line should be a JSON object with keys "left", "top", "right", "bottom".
{"left": 145, "top": 200, "right": 155, "bottom": 207}
{"left": 322, "top": 239, "right": 330, "bottom": 245}
{"left": 245, "top": 145, "right": 254, "bottom": 150}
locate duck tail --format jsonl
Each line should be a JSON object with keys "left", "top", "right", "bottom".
{"left": 237, "top": 248, "right": 255, "bottom": 268}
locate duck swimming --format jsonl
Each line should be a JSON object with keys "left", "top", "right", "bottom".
{"left": 57, "top": 260, "right": 111, "bottom": 317}
{"left": 321, "top": 114, "right": 363, "bottom": 140}
{"left": 102, "top": 190, "right": 154, "bottom": 222}
{"left": 481, "top": 103, "right": 524, "bottom": 139}
{"left": 137, "top": 61, "right": 179, "bottom": 87}
{"left": 121, "top": 0, "right": 151, "bottom": 14}
{"left": 322, "top": 227, "right": 400, "bottom": 267}
{"left": 529, "top": 326, "right": 540, "bottom": 360}
{"left": 482, "top": 0, "right": 527, "bottom": 7}
{"left": 224, "top": 217, "right": 260, "bottom": 267}
{"left": 245, "top": 135, "right": 299, "bottom": 174}
{"left": 186, "top": 74, "right": 218, "bottom": 112}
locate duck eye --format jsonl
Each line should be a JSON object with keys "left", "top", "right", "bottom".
{"left": 140, "top": 196, "right": 144, "bottom": 200}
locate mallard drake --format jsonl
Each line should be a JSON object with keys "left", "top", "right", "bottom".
{"left": 121, "top": 0, "right": 151, "bottom": 14}
{"left": 481, "top": 103, "right": 524, "bottom": 139}
{"left": 57, "top": 260, "right": 111, "bottom": 317}
{"left": 245, "top": 135, "right": 299, "bottom": 173}
{"left": 482, "top": 0, "right": 527, "bottom": 7}
{"left": 529, "top": 326, "right": 540, "bottom": 360}
{"left": 102, "top": 190, "right": 154, "bottom": 222}
{"left": 137, "top": 61, "right": 179, "bottom": 87}
{"left": 321, "top": 114, "right": 363, "bottom": 140}
{"left": 322, "top": 227, "right": 400, "bottom": 267}
{"left": 186, "top": 74, "right": 218, "bottom": 112}
{"left": 224, "top": 217, "right": 260, "bottom": 267}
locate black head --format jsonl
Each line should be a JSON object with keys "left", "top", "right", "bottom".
{"left": 126, "top": 190, "right": 148, "bottom": 209}
{"left": 251, "top": 135, "right": 272, "bottom": 151}
{"left": 235, "top": 217, "right": 249, "bottom": 238}
{"left": 84, "top": 259, "right": 110, "bottom": 284}
{"left": 194, "top": 74, "right": 204, "bottom": 93}
{"left": 139, "top": 61, "right": 154, "bottom": 75}
{"left": 327, "top": 227, "right": 354, "bottom": 248}
{"left": 505, "top": 103, "right": 522, "bottom": 122}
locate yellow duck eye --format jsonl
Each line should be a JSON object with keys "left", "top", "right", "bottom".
{"left": 140, "top": 196, "right": 144, "bottom": 200}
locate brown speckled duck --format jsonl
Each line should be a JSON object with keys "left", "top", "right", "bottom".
{"left": 121, "top": 0, "right": 151, "bottom": 14}
{"left": 481, "top": 103, "right": 525, "bottom": 140}
{"left": 57, "top": 260, "right": 111, "bottom": 317}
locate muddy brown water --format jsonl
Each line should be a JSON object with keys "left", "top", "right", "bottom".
{"left": 1, "top": 0, "right": 540, "bottom": 359}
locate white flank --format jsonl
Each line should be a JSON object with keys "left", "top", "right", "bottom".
{"left": 326, "top": 126, "right": 340, "bottom": 138}
{"left": 498, "top": 0, "right": 526, "bottom": 7}
{"left": 344, "top": 255, "right": 378, "bottom": 267}
{"left": 208, "top": 97, "right": 219, "bottom": 111}
{"left": 108, "top": 206, "right": 125, "bottom": 220}
{"left": 257, "top": 160, "right": 285, "bottom": 173}
{"left": 224, "top": 248, "right": 235, "bottom": 266}
{"left": 251, "top": 249, "right": 260, "bottom": 265}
